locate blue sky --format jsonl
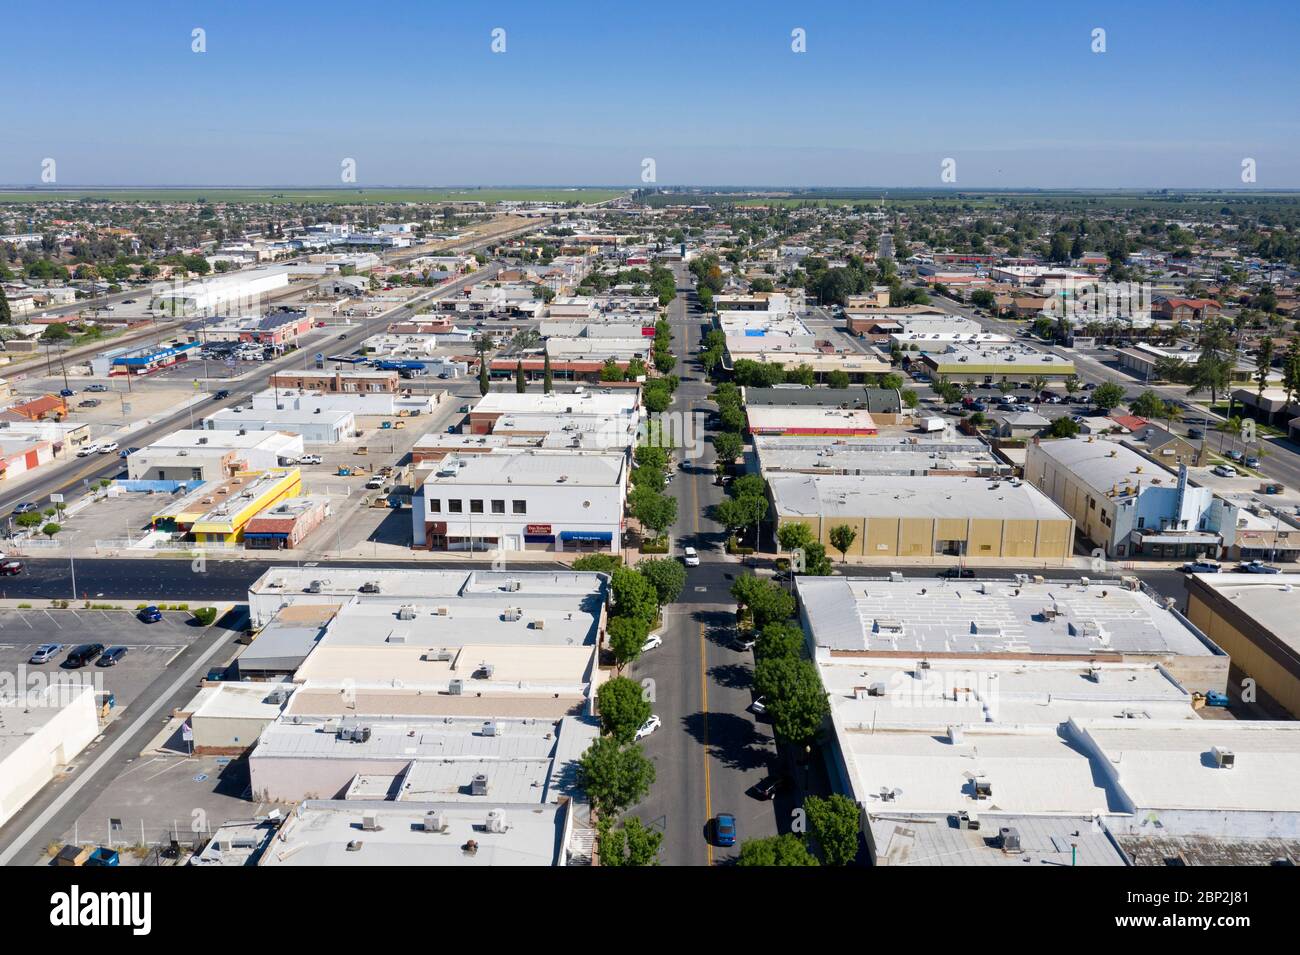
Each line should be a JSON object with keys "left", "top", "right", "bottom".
{"left": 3, "top": 0, "right": 1298, "bottom": 188}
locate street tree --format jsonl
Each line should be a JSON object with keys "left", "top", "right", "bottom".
{"left": 576, "top": 738, "right": 656, "bottom": 816}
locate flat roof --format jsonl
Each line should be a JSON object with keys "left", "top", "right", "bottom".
{"left": 1186, "top": 574, "right": 1300, "bottom": 656}
{"left": 797, "top": 576, "right": 1217, "bottom": 658}
{"left": 259, "top": 799, "right": 567, "bottom": 867}
{"left": 0, "top": 683, "right": 94, "bottom": 762}
{"left": 870, "top": 813, "right": 1127, "bottom": 866}
{"left": 755, "top": 434, "right": 1002, "bottom": 476}
{"left": 418, "top": 450, "right": 625, "bottom": 488}
{"left": 189, "top": 682, "right": 293, "bottom": 721}
{"left": 746, "top": 406, "right": 878, "bottom": 435}
{"left": 472, "top": 391, "right": 637, "bottom": 417}
{"left": 1028, "top": 437, "right": 1176, "bottom": 498}
{"left": 770, "top": 474, "right": 1071, "bottom": 521}
{"left": 142, "top": 429, "right": 302, "bottom": 452}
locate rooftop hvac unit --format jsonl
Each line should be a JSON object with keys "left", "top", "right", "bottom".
{"left": 481, "top": 720, "right": 498, "bottom": 737}
{"left": 889, "top": 572, "right": 905, "bottom": 583}
{"left": 423, "top": 811, "right": 447, "bottom": 833}
{"left": 531, "top": 619, "right": 545, "bottom": 630}
{"left": 867, "top": 682, "right": 888, "bottom": 697}
{"left": 473, "top": 663, "right": 495, "bottom": 680}
{"left": 973, "top": 778, "right": 993, "bottom": 800}
{"left": 360, "top": 580, "right": 380, "bottom": 594}
{"left": 448, "top": 679, "right": 463, "bottom": 695}
{"left": 470, "top": 774, "right": 489, "bottom": 796}
{"left": 435, "top": 606, "right": 450, "bottom": 616}
{"left": 998, "top": 827, "right": 1021, "bottom": 852}
{"left": 361, "top": 812, "right": 380, "bottom": 832}
{"left": 352, "top": 725, "right": 371, "bottom": 743}
{"left": 1212, "top": 746, "right": 1235, "bottom": 769}
{"left": 1089, "top": 665, "right": 1103, "bottom": 683}
{"left": 307, "top": 579, "right": 329, "bottom": 593}
{"left": 957, "top": 811, "right": 981, "bottom": 831}
{"left": 502, "top": 608, "right": 521, "bottom": 622}
{"left": 397, "top": 605, "right": 417, "bottom": 621}
{"left": 486, "top": 809, "right": 510, "bottom": 834}
{"left": 504, "top": 579, "right": 521, "bottom": 592}
{"left": 948, "top": 725, "right": 964, "bottom": 745}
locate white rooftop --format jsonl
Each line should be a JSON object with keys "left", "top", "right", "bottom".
{"left": 771, "top": 474, "right": 1071, "bottom": 521}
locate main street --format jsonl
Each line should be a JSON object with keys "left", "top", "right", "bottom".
{"left": 627, "top": 266, "right": 782, "bottom": 865}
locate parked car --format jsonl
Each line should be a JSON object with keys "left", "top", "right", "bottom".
{"left": 64, "top": 643, "right": 105, "bottom": 668}
{"left": 1212, "top": 465, "right": 1238, "bottom": 477}
{"left": 749, "top": 696, "right": 768, "bottom": 716}
{"left": 138, "top": 605, "right": 163, "bottom": 623}
{"left": 98, "top": 441, "right": 119, "bottom": 454}
{"left": 714, "top": 813, "right": 737, "bottom": 847}
{"left": 78, "top": 398, "right": 102, "bottom": 408}
{"left": 1226, "top": 450, "right": 1245, "bottom": 463}
{"left": 943, "top": 567, "right": 976, "bottom": 579}
{"left": 86, "top": 384, "right": 108, "bottom": 392}
{"left": 59, "top": 388, "right": 75, "bottom": 397}
{"left": 1237, "top": 561, "right": 1282, "bottom": 574}
{"left": 733, "top": 634, "right": 757, "bottom": 652}
{"left": 0, "top": 559, "right": 24, "bottom": 575}
{"left": 365, "top": 476, "right": 384, "bottom": 490}
{"left": 1245, "top": 456, "right": 1261, "bottom": 468}
{"left": 1181, "top": 560, "right": 1221, "bottom": 574}
{"left": 748, "top": 774, "right": 792, "bottom": 801}
{"left": 29, "top": 643, "right": 62, "bottom": 664}
{"left": 76, "top": 444, "right": 101, "bottom": 457}
{"left": 682, "top": 546, "right": 700, "bottom": 567}
{"left": 640, "top": 634, "right": 663, "bottom": 653}
{"left": 634, "top": 715, "right": 661, "bottom": 741}
{"left": 12, "top": 502, "right": 39, "bottom": 515}
{"left": 119, "top": 447, "right": 138, "bottom": 458}
{"left": 97, "top": 646, "right": 129, "bottom": 667}
{"left": 298, "top": 454, "right": 323, "bottom": 465}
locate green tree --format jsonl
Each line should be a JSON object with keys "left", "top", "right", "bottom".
{"left": 731, "top": 575, "right": 796, "bottom": 630}
{"left": 755, "top": 621, "right": 806, "bottom": 662}
{"left": 478, "top": 359, "right": 490, "bottom": 396}
{"left": 1128, "top": 390, "right": 1168, "bottom": 419}
{"left": 1255, "top": 337, "right": 1275, "bottom": 398}
{"left": 42, "top": 522, "right": 62, "bottom": 539}
{"left": 712, "top": 430, "right": 742, "bottom": 468}
{"left": 737, "top": 834, "right": 820, "bottom": 867}
{"left": 576, "top": 737, "right": 656, "bottom": 815}
{"left": 515, "top": 360, "right": 526, "bottom": 393}
{"left": 543, "top": 351, "right": 553, "bottom": 393}
{"left": 41, "top": 323, "right": 72, "bottom": 341}
{"left": 599, "top": 358, "right": 625, "bottom": 382}
{"left": 607, "top": 615, "right": 650, "bottom": 671}
{"left": 1091, "top": 381, "right": 1127, "bottom": 412}
{"left": 798, "top": 541, "right": 834, "bottom": 576}
{"left": 0, "top": 287, "right": 11, "bottom": 325}
{"left": 826, "top": 370, "right": 850, "bottom": 389}
{"left": 805, "top": 794, "right": 861, "bottom": 866}
{"left": 636, "top": 557, "right": 686, "bottom": 605}
{"left": 828, "top": 524, "right": 857, "bottom": 561}
{"left": 596, "top": 676, "right": 652, "bottom": 743}
{"left": 777, "top": 521, "right": 815, "bottom": 553}
{"left": 628, "top": 486, "right": 677, "bottom": 540}
{"left": 1048, "top": 416, "right": 1081, "bottom": 438}
{"left": 611, "top": 566, "right": 659, "bottom": 623}
{"left": 753, "top": 656, "right": 829, "bottom": 745}
{"left": 598, "top": 815, "right": 663, "bottom": 866}
{"left": 15, "top": 512, "right": 42, "bottom": 529}
{"left": 571, "top": 554, "right": 622, "bottom": 574}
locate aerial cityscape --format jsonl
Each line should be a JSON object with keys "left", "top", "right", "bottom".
{"left": 2, "top": 0, "right": 1296, "bottom": 929}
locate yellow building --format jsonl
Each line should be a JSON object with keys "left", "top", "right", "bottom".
{"left": 1185, "top": 574, "right": 1300, "bottom": 718}
{"left": 152, "top": 468, "right": 302, "bottom": 544}
{"left": 770, "top": 474, "right": 1074, "bottom": 562}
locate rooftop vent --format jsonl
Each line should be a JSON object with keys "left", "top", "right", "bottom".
{"left": 361, "top": 812, "right": 380, "bottom": 832}
{"left": 397, "top": 605, "right": 417, "bottom": 621}
{"left": 447, "top": 679, "right": 463, "bottom": 695}
{"left": 480, "top": 720, "right": 498, "bottom": 737}
{"left": 998, "top": 827, "right": 1021, "bottom": 853}
{"left": 470, "top": 774, "right": 489, "bottom": 796}
{"left": 486, "top": 809, "right": 510, "bottom": 833}
{"left": 1212, "top": 746, "right": 1235, "bottom": 769}
{"left": 422, "top": 811, "right": 447, "bottom": 833}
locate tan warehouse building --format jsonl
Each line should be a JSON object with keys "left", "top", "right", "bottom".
{"left": 769, "top": 474, "right": 1075, "bottom": 562}
{"left": 1184, "top": 573, "right": 1300, "bottom": 718}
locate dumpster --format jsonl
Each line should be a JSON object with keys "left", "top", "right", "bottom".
{"left": 86, "top": 847, "right": 120, "bottom": 866}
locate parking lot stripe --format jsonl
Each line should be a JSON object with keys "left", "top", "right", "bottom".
{"left": 41, "top": 611, "right": 61, "bottom": 630}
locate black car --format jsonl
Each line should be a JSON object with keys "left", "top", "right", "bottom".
{"left": 97, "top": 646, "right": 129, "bottom": 667}
{"left": 64, "top": 643, "right": 105, "bottom": 668}
{"left": 1187, "top": 428, "right": 1204, "bottom": 440}
{"left": 748, "top": 774, "right": 792, "bottom": 801}
{"left": 942, "top": 567, "right": 976, "bottom": 579}
{"left": 214, "top": 389, "right": 230, "bottom": 399}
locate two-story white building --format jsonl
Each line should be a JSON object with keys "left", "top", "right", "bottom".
{"left": 411, "top": 450, "right": 626, "bottom": 553}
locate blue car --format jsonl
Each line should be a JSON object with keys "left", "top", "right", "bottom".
{"left": 714, "top": 813, "right": 737, "bottom": 847}
{"left": 139, "top": 605, "right": 162, "bottom": 623}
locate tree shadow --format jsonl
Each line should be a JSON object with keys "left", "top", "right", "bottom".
{"left": 708, "top": 661, "right": 753, "bottom": 690}
{"left": 680, "top": 710, "right": 774, "bottom": 773}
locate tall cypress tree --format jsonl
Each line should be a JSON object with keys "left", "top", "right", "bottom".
{"left": 515, "top": 360, "right": 526, "bottom": 393}
{"left": 0, "top": 287, "right": 10, "bottom": 325}
{"left": 543, "top": 351, "right": 553, "bottom": 393}
{"left": 479, "top": 358, "right": 489, "bottom": 396}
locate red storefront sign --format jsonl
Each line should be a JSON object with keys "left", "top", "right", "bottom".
{"left": 526, "top": 524, "right": 553, "bottom": 535}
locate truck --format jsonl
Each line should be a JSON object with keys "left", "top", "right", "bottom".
{"left": 920, "top": 416, "right": 946, "bottom": 433}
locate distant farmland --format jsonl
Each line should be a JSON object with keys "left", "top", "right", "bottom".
{"left": 0, "top": 187, "right": 626, "bottom": 205}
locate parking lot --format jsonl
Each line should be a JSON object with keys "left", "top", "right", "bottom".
{"left": 0, "top": 608, "right": 198, "bottom": 714}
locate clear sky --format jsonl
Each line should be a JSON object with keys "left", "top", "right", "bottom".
{"left": 4, "top": 0, "right": 1298, "bottom": 188}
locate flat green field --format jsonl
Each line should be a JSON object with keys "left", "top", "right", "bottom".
{"left": 0, "top": 187, "right": 625, "bottom": 205}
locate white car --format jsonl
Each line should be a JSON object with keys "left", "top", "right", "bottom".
{"left": 1212, "top": 465, "right": 1238, "bottom": 478}
{"left": 76, "top": 444, "right": 100, "bottom": 457}
{"left": 634, "top": 715, "right": 661, "bottom": 741}
{"left": 641, "top": 634, "right": 663, "bottom": 653}
{"left": 98, "top": 441, "right": 119, "bottom": 453}
{"left": 298, "top": 454, "right": 323, "bottom": 465}
{"left": 682, "top": 546, "right": 700, "bottom": 567}
{"left": 749, "top": 696, "right": 768, "bottom": 716}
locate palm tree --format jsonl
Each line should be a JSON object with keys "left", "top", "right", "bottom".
{"left": 1162, "top": 401, "right": 1183, "bottom": 433}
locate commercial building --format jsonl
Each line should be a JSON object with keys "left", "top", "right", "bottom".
{"left": 754, "top": 433, "right": 1005, "bottom": 478}
{"left": 151, "top": 468, "right": 302, "bottom": 544}
{"left": 1025, "top": 438, "right": 1238, "bottom": 559}
{"left": 0, "top": 683, "right": 99, "bottom": 829}
{"left": 918, "top": 343, "right": 1075, "bottom": 383}
{"left": 248, "top": 388, "right": 438, "bottom": 419}
{"left": 1185, "top": 574, "right": 1300, "bottom": 717}
{"left": 412, "top": 450, "right": 626, "bottom": 552}
{"left": 193, "top": 308, "right": 312, "bottom": 347}
{"left": 182, "top": 682, "right": 294, "bottom": 755}
{"left": 243, "top": 495, "right": 331, "bottom": 550}
{"left": 466, "top": 390, "right": 639, "bottom": 438}
{"left": 90, "top": 341, "right": 200, "bottom": 377}
{"left": 203, "top": 407, "right": 355, "bottom": 445}
{"left": 150, "top": 265, "right": 292, "bottom": 316}
{"left": 268, "top": 369, "right": 400, "bottom": 393}
{"left": 770, "top": 473, "right": 1074, "bottom": 561}
{"left": 746, "top": 406, "right": 880, "bottom": 437}
{"left": 128, "top": 429, "right": 304, "bottom": 482}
